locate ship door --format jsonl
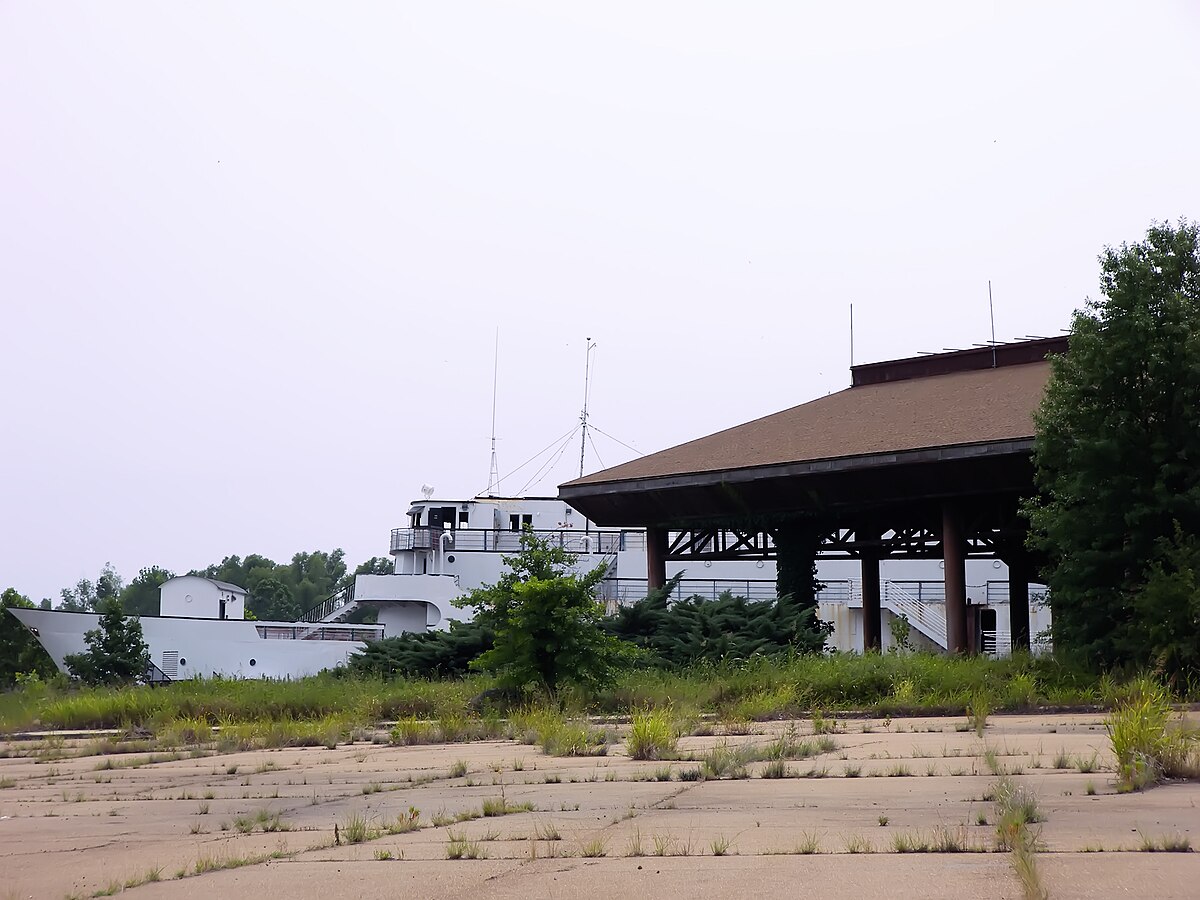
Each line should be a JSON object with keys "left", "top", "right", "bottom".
{"left": 979, "top": 608, "right": 998, "bottom": 656}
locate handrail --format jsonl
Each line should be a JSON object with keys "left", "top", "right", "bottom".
{"left": 880, "top": 580, "right": 948, "bottom": 649}
{"left": 389, "top": 527, "right": 640, "bottom": 555}
{"left": 299, "top": 582, "right": 356, "bottom": 624}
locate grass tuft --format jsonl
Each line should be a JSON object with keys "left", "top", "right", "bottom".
{"left": 627, "top": 708, "right": 680, "bottom": 760}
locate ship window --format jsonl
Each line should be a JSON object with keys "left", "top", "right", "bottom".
{"left": 249, "top": 658, "right": 256, "bottom": 667}
{"left": 458, "top": 510, "right": 469, "bottom": 527}
{"left": 509, "top": 514, "right": 521, "bottom": 532}
{"left": 446, "top": 555, "right": 455, "bottom": 564}
{"left": 179, "top": 658, "right": 186, "bottom": 667}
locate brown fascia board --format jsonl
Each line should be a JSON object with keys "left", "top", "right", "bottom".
{"left": 559, "top": 436, "right": 1035, "bottom": 501}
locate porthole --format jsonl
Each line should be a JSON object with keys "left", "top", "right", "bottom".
{"left": 993, "top": 560, "right": 1003, "bottom": 569}
{"left": 179, "top": 658, "right": 186, "bottom": 667}
{"left": 446, "top": 554, "right": 456, "bottom": 564}
{"left": 249, "top": 658, "right": 257, "bottom": 667}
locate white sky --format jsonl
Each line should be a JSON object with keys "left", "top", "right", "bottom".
{"left": 3, "top": 2, "right": 1199, "bottom": 603}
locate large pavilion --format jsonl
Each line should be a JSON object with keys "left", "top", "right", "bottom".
{"left": 559, "top": 336, "right": 1067, "bottom": 655}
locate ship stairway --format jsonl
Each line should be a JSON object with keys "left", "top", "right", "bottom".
{"left": 846, "top": 579, "right": 948, "bottom": 650}
{"left": 144, "top": 658, "right": 173, "bottom": 685}
{"left": 299, "top": 583, "right": 359, "bottom": 627}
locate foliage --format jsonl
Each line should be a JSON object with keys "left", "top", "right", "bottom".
{"left": 119, "top": 567, "right": 173, "bottom": 616}
{"left": 457, "top": 529, "right": 632, "bottom": 693}
{"left": 63, "top": 600, "right": 151, "bottom": 685}
{"left": 1133, "top": 527, "right": 1200, "bottom": 680}
{"left": 193, "top": 549, "right": 348, "bottom": 619}
{"left": 1105, "top": 677, "right": 1200, "bottom": 791}
{"left": 58, "top": 562, "right": 123, "bottom": 612}
{"left": 1027, "top": 221, "right": 1200, "bottom": 675}
{"left": 344, "top": 556, "right": 394, "bottom": 584}
{"left": 0, "top": 588, "right": 56, "bottom": 686}
{"left": 626, "top": 707, "right": 680, "bottom": 760}
{"left": 607, "top": 576, "right": 831, "bottom": 667}
{"left": 889, "top": 613, "right": 913, "bottom": 653}
{"left": 347, "top": 621, "right": 493, "bottom": 678}
{"left": 248, "top": 577, "right": 301, "bottom": 622}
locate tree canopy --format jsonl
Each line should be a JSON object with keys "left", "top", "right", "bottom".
{"left": 63, "top": 599, "right": 151, "bottom": 685}
{"left": 120, "top": 567, "right": 173, "bottom": 616}
{"left": 1027, "top": 220, "right": 1200, "bottom": 677}
{"left": 57, "top": 562, "right": 123, "bottom": 612}
{"left": 194, "top": 550, "right": 348, "bottom": 620}
{"left": 0, "top": 587, "right": 57, "bottom": 686}
{"left": 456, "top": 529, "right": 631, "bottom": 693}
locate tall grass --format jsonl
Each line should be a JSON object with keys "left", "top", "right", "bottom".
{"left": 627, "top": 708, "right": 680, "bottom": 760}
{"left": 4, "top": 672, "right": 489, "bottom": 733}
{"left": 599, "top": 652, "right": 1102, "bottom": 717}
{"left": 0, "top": 653, "right": 1167, "bottom": 739}
{"left": 1106, "top": 677, "right": 1199, "bottom": 791}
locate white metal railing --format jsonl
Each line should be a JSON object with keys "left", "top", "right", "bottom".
{"left": 389, "top": 527, "right": 639, "bottom": 555}
{"left": 601, "top": 577, "right": 779, "bottom": 604}
{"left": 880, "top": 580, "right": 948, "bottom": 649}
{"left": 256, "top": 624, "right": 383, "bottom": 642}
{"left": 981, "top": 629, "right": 1010, "bottom": 657}
{"left": 834, "top": 578, "right": 949, "bottom": 649}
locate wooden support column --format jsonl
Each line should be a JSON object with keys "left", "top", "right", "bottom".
{"left": 1008, "top": 555, "right": 1031, "bottom": 653}
{"left": 942, "top": 502, "right": 968, "bottom": 654}
{"left": 860, "top": 525, "right": 882, "bottom": 652}
{"left": 646, "top": 527, "right": 668, "bottom": 593}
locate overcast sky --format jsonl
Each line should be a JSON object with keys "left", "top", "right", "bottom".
{"left": 3, "top": 2, "right": 1198, "bottom": 603}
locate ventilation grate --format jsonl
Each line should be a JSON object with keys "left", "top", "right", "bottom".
{"left": 161, "top": 651, "right": 179, "bottom": 679}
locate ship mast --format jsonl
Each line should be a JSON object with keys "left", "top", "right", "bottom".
{"left": 487, "top": 328, "right": 500, "bottom": 496}
{"left": 578, "top": 337, "right": 597, "bottom": 478}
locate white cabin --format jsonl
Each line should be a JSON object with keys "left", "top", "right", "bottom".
{"left": 160, "top": 575, "right": 246, "bottom": 620}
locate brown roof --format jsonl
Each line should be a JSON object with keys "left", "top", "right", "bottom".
{"left": 564, "top": 358, "right": 1051, "bottom": 489}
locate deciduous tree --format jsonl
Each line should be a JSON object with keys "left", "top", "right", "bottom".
{"left": 456, "top": 529, "right": 630, "bottom": 693}
{"left": 63, "top": 599, "right": 150, "bottom": 685}
{"left": 0, "top": 588, "right": 56, "bottom": 686}
{"left": 1027, "top": 220, "right": 1200, "bottom": 675}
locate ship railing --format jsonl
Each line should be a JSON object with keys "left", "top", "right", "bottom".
{"left": 981, "top": 630, "right": 1011, "bottom": 658}
{"left": 603, "top": 578, "right": 780, "bottom": 605}
{"left": 300, "top": 583, "right": 356, "bottom": 624}
{"left": 256, "top": 624, "right": 383, "bottom": 642}
{"left": 880, "top": 580, "right": 949, "bottom": 649}
{"left": 389, "top": 527, "right": 639, "bottom": 555}
{"left": 143, "top": 658, "right": 173, "bottom": 685}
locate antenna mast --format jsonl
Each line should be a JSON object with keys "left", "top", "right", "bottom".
{"left": 487, "top": 328, "right": 500, "bottom": 496}
{"left": 988, "top": 281, "right": 997, "bottom": 368}
{"left": 849, "top": 302, "right": 855, "bottom": 368}
{"left": 578, "top": 338, "right": 597, "bottom": 478}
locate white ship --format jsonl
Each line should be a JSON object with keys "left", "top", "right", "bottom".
{"left": 9, "top": 495, "right": 1048, "bottom": 681}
